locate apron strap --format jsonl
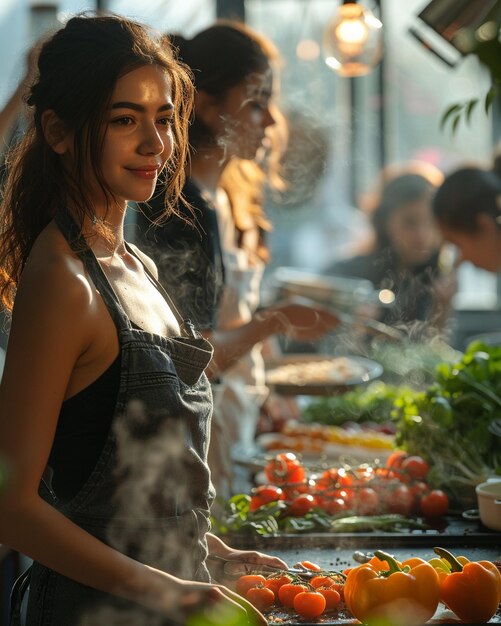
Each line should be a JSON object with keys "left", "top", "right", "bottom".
{"left": 54, "top": 210, "right": 131, "bottom": 333}
{"left": 9, "top": 565, "right": 31, "bottom": 626}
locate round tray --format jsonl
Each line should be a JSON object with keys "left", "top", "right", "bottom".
{"left": 265, "top": 354, "right": 383, "bottom": 396}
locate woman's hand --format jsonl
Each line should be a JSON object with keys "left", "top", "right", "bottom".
{"left": 268, "top": 298, "right": 340, "bottom": 341}
{"left": 134, "top": 567, "right": 268, "bottom": 625}
{"left": 167, "top": 577, "right": 269, "bottom": 625}
{"left": 206, "top": 532, "right": 288, "bottom": 589}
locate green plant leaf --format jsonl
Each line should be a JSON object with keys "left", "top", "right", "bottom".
{"left": 440, "top": 103, "right": 463, "bottom": 131}
{"left": 485, "top": 85, "right": 498, "bottom": 113}
{"left": 465, "top": 99, "right": 478, "bottom": 124}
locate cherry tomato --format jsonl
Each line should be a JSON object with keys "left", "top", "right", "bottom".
{"left": 386, "top": 450, "right": 409, "bottom": 469}
{"left": 293, "top": 591, "right": 327, "bottom": 618}
{"left": 354, "top": 487, "right": 379, "bottom": 516}
{"left": 323, "top": 497, "right": 347, "bottom": 516}
{"left": 420, "top": 489, "right": 449, "bottom": 517}
{"left": 264, "top": 453, "right": 306, "bottom": 486}
{"left": 335, "top": 488, "right": 355, "bottom": 509}
{"left": 310, "top": 575, "right": 337, "bottom": 589}
{"left": 246, "top": 585, "right": 275, "bottom": 611}
{"left": 288, "top": 493, "right": 318, "bottom": 517}
{"left": 265, "top": 574, "right": 293, "bottom": 596}
{"left": 409, "top": 480, "right": 429, "bottom": 512}
{"left": 283, "top": 479, "right": 311, "bottom": 500}
{"left": 382, "top": 483, "right": 413, "bottom": 516}
{"left": 318, "top": 587, "right": 341, "bottom": 610}
{"left": 278, "top": 583, "right": 309, "bottom": 607}
{"left": 249, "top": 485, "right": 284, "bottom": 511}
{"left": 297, "top": 560, "right": 322, "bottom": 572}
{"left": 400, "top": 455, "right": 429, "bottom": 481}
{"left": 235, "top": 574, "right": 267, "bottom": 597}
{"left": 336, "top": 467, "right": 354, "bottom": 487}
{"left": 315, "top": 468, "right": 339, "bottom": 490}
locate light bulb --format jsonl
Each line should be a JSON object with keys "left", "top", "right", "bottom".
{"left": 323, "top": 2, "right": 383, "bottom": 77}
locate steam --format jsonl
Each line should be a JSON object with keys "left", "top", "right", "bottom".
{"left": 141, "top": 236, "right": 222, "bottom": 330}
{"left": 77, "top": 400, "right": 198, "bottom": 625}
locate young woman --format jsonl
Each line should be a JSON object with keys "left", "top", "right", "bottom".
{"left": 432, "top": 162, "right": 501, "bottom": 272}
{"left": 0, "top": 15, "right": 284, "bottom": 626}
{"left": 137, "top": 21, "right": 339, "bottom": 497}
{"left": 326, "top": 164, "right": 455, "bottom": 333}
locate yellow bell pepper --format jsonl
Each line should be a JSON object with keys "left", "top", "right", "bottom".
{"left": 344, "top": 550, "right": 440, "bottom": 626}
{"left": 432, "top": 547, "right": 501, "bottom": 623}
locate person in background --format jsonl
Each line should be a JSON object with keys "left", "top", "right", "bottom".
{"left": 325, "top": 162, "right": 456, "bottom": 335}
{"left": 0, "top": 15, "right": 284, "bottom": 626}
{"left": 137, "top": 21, "right": 339, "bottom": 497}
{"left": 432, "top": 159, "right": 501, "bottom": 274}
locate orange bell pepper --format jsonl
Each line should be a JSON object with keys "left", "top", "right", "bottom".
{"left": 344, "top": 550, "right": 440, "bottom": 626}
{"left": 433, "top": 546, "right": 501, "bottom": 623}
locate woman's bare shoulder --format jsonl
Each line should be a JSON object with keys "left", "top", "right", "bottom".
{"left": 14, "top": 222, "right": 94, "bottom": 322}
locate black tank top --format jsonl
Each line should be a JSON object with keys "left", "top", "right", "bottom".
{"left": 48, "top": 354, "right": 121, "bottom": 501}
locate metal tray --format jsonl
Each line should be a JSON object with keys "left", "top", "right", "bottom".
{"left": 265, "top": 354, "right": 383, "bottom": 396}
{"left": 227, "top": 515, "right": 501, "bottom": 550}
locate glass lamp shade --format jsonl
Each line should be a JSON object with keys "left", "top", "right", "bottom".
{"left": 323, "top": 2, "right": 383, "bottom": 77}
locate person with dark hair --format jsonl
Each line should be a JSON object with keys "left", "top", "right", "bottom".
{"left": 137, "top": 21, "right": 339, "bottom": 496}
{"left": 433, "top": 162, "right": 501, "bottom": 272}
{"left": 326, "top": 163, "right": 455, "bottom": 332}
{"left": 0, "top": 14, "right": 284, "bottom": 626}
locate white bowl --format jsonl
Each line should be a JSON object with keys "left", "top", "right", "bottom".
{"left": 475, "top": 479, "right": 501, "bottom": 531}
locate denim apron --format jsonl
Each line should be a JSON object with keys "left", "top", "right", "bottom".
{"left": 11, "top": 210, "right": 215, "bottom": 626}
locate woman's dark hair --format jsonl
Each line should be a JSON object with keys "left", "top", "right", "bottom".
{"left": 169, "top": 21, "right": 283, "bottom": 263}
{"left": 170, "top": 21, "right": 278, "bottom": 151}
{"left": 0, "top": 13, "right": 193, "bottom": 311}
{"left": 432, "top": 165, "right": 501, "bottom": 232}
{"left": 371, "top": 172, "right": 437, "bottom": 250}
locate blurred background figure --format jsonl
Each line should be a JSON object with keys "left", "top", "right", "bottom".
{"left": 433, "top": 157, "right": 501, "bottom": 275}
{"left": 136, "top": 21, "right": 339, "bottom": 499}
{"left": 325, "top": 162, "right": 456, "bottom": 337}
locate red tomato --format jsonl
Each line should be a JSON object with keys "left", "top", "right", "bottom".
{"left": 278, "top": 583, "right": 309, "bottom": 607}
{"left": 246, "top": 586, "right": 275, "bottom": 611}
{"left": 297, "top": 560, "right": 322, "bottom": 572}
{"left": 265, "top": 574, "right": 293, "bottom": 596}
{"left": 288, "top": 493, "right": 318, "bottom": 517}
{"left": 310, "top": 575, "right": 337, "bottom": 589}
{"left": 264, "top": 453, "right": 306, "bottom": 486}
{"left": 336, "top": 467, "right": 354, "bottom": 487}
{"left": 318, "top": 587, "right": 341, "bottom": 610}
{"left": 400, "top": 455, "right": 429, "bottom": 481}
{"left": 283, "top": 480, "right": 311, "bottom": 500}
{"left": 335, "top": 488, "right": 355, "bottom": 509}
{"left": 293, "top": 591, "right": 327, "bottom": 618}
{"left": 419, "top": 489, "right": 449, "bottom": 517}
{"left": 354, "top": 487, "right": 380, "bottom": 516}
{"left": 249, "top": 485, "right": 284, "bottom": 511}
{"left": 323, "top": 497, "right": 347, "bottom": 516}
{"left": 386, "top": 450, "right": 409, "bottom": 469}
{"left": 409, "top": 480, "right": 429, "bottom": 512}
{"left": 382, "top": 483, "right": 413, "bottom": 516}
{"left": 315, "top": 468, "right": 339, "bottom": 490}
{"left": 235, "top": 574, "right": 267, "bottom": 597}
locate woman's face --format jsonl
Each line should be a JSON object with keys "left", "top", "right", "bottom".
{"left": 215, "top": 69, "right": 277, "bottom": 160}
{"left": 439, "top": 214, "right": 501, "bottom": 272}
{"left": 385, "top": 195, "right": 441, "bottom": 266}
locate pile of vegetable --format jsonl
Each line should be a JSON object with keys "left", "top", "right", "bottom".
{"left": 213, "top": 451, "right": 446, "bottom": 537}
{"left": 234, "top": 549, "right": 501, "bottom": 625}
{"left": 393, "top": 341, "right": 501, "bottom": 507}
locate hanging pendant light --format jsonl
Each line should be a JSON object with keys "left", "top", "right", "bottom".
{"left": 322, "top": 0, "right": 383, "bottom": 77}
